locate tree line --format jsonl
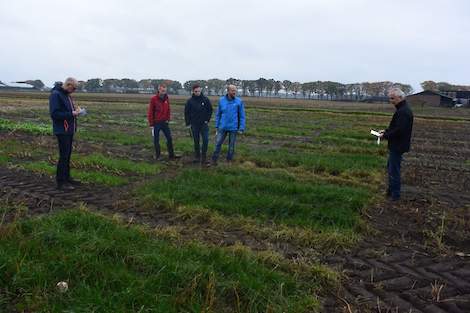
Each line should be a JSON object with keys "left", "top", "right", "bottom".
{"left": 9, "top": 78, "right": 470, "bottom": 99}
{"left": 73, "top": 77, "right": 415, "bottom": 100}
{"left": 5, "top": 77, "right": 437, "bottom": 100}
{"left": 420, "top": 81, "right": 470, "bottom": 92}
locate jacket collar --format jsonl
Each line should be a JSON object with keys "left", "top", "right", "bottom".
{"left": 225, "top": 94, "right": 236, "bottom": 101}
{"left": 156, "top": 92, "right": 168, "bottom": 101}
{"left": 395, "top": 100, "right": 407, "bottom": 110}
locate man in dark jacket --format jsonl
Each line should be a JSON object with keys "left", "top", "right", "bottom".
{"left": 184, "top": 84, "right": 213, "bottom": 164}
{"left": 49, "top": 77, "right": 81, "bottom": 190}
{"left": 147, "top": 83, "right": 175, "bottom": 160}
{"left": 380, "top": 87, "right": 414, "bottom": 201}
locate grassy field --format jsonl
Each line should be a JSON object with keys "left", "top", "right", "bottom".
{"left": 2, "top": 91, "right": 466, "bottom": 311}
{"left": 0, "top": 207, "right": 332, "bottom": 312}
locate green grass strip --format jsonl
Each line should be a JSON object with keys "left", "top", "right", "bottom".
{"left": 139, "top": 167, "right": 370, "bottom": 231}
{"left": 0, "top": 210, "right": 320, "bottom": 312}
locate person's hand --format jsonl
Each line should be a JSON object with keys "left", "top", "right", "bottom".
{"left": 238, "top": 130, "right": 244, "bottom": 135}
{"left": 379, "top": 130, "right": 385, "bottom": 139}
{"left": 72, "top": 110, "right": 79, "bottom": 117}
{"left": 186, "top": 125, "right": 191, "bottom": 129}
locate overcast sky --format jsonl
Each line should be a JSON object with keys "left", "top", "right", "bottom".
{"left": 1, "top": 0, "right": 469, "bottom": 91}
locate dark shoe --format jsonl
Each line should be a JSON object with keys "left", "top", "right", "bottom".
{"left": 168, "top": 154, "right": 181, "bottom": 160}
{"left": 211, "top": 159, "right": 218, "bottom": 166}
{"left": 57, "top": 183, "right": 74, "bottom": 191}
{"left": 67, "top": 178, "right": 82, "bottom": 186}
{"left": 192, "top": 158, "right": 201, "bottom": 164}
{"left": 390, "top": 197, "right": 400, "bottom": 202}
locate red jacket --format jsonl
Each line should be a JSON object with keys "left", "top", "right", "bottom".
{"left": 147, "top": 93, "right": 171, "bottom": 126}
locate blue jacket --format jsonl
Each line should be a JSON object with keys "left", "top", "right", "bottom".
{"left": 215, "top": 95, "right": 246, "bottom": 131}
{"left": 49, "top": 83, "right": 76, "bottom": 135}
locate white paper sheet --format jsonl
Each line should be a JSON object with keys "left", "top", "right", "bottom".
{"left": 370, "top": 129, "right": 381, "bottom": 145}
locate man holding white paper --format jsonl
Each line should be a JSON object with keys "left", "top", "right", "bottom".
{"left": 379, "top": 88, "right": 414, "bottom": 201}
{"left": 49, "top": 77, "right": 82, "bottom": 190}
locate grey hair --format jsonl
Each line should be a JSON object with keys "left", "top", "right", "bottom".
{"left": 388, "top": 87, "right": 405, "bottom": 99}
{"left": 227, "top": 84, "right": 237, "bottom": 91}
{"left": 64, "top": 77, "right": 78, "bottom": 86}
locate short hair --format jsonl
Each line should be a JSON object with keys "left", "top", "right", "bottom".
{"left": 64, "top": 77, "right": 78, "bottom": 87}
{"left": 388, "top": 87, "right": 405, "bottom": 99}
{"left": 192, "top": 84, "right": 201, "bottom": 91}
{"left": 227, "top": 84, "right": 237, "bottom": 91}
{"left": 159, "top": 83, "right": 167, "bottom": 89}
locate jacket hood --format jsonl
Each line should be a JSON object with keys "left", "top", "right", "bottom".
{"left": 51, "top": 82, "right": 63, "bottom": 92}
{"left": 157, "top": 92, "right": 168, "bottom": 100}
{"left": 191, "top": 93, "right": 205, "bottom": 99}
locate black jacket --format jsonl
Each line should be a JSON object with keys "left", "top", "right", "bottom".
{"left": 184, "top": 94, "right": 213, "bottom": 126}
{"left": 383, "top": 100, "right": 414, "bottom": 153}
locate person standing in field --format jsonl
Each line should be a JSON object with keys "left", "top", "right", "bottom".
{"left": 147, "top": 83, "right": 176, "bottom": 160}
{"left": 211, "top": 85, "right": 246, "bottom": 165}
{"left": 185, "top": 84, "right": 213, "bottom": 164}
{"left": 49, "top": 77, "right": 82, "bottom": 190}
{"left": 380, "top": 87, "right": 414, "bottom": 201}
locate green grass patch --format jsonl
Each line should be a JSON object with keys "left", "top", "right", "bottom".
{"left": 0, "top": 210, "right": 321, "bottom": 312}
{"left": 242, "top": 148, "right": 384, "bottom": 175}
{"left": 0, "top": 154, "right": 9, "bottom": 165}
{"left": 140, "top": 167, "right": 370, "bottom": 231}
{"left": 21, "top": 161, "right": 128, "bottom": 186}
{"left": 75, "top": 153, "right": 162, "bottom": 176}
{"left": 80, "top": 129, "right": 151, "bottom": 146}
{"left": 0, "top": 118, "right": 51, "bottom": 135}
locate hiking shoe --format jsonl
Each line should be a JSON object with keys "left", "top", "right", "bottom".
{"left": 67, "top": 179, "right": 82, "bottom": 186}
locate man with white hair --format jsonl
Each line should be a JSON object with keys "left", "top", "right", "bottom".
{"left": 380, "top": 87, "right": 414, "bottom": 201}
{"left": 49, "top": 77, "right": 82, "bottom": 190}
{"left": 211, "top": 85, "right": 246, "bottom": 165}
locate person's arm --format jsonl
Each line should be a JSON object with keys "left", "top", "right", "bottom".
{"left": 206, "top": 97, "right": 213, "bottom": 123}
{"left": 167, "top": 98, "right": 171, "bottom": 122}
{"left": 215, "top": 100, "right": 222, "bottom": 129}
{"left": 147, "top": 97, "right": 155, "bottom": 127}
{"left": 383, "top": 113, "right": 410, "bottom": 140}
{"left": 49, "top": 93, "right": 73, "bottom": 120}
{"left": 184, "top": 99, "right": 191, "bottom": 126}
{"left": 238, "top": 100, "right": 246, "bottom": 131}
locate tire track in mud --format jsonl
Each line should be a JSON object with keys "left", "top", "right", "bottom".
{"left": 323, "top": 119, "right": 470, "bottom": 313}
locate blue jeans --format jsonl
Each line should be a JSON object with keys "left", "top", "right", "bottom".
{"left": 212, "top": 130, "right": 237, "bottom": 161}
{"left": 153, "top": 122, "right": 174, "bottom": 159}
{"left": 387, "top": 150, "right": 403, "bottom": 199}
{"left": 191, "top": 123, "right": 209, "bottom": 160}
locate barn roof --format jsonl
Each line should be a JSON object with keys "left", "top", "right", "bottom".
{"left": 408, "top": 90, "right": 453, "bottom": 99}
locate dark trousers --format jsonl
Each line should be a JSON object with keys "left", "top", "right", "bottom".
{"left": 153, "top": 121, "right": 174, "bottom": 159}
{"left": 212, "top": 130, "right": 237, "bottom": 161}
{"left": 191, "top": 123, "right": 209, "bottom": 160}
{"left": 387, "top": 150, "right": 403, "bottom": 199}
{"left": 56, "top": 134, "right": 74, "bottom": 183}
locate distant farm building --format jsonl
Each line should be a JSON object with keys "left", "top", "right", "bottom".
{"left": 407, "top": 90, "right": 454, "bottom": 108}
{"left": 0, "top": 81, "right": 37, "bottom": 92}
{"left": 440, "top": 90, "right": 470, "bottom": 107}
